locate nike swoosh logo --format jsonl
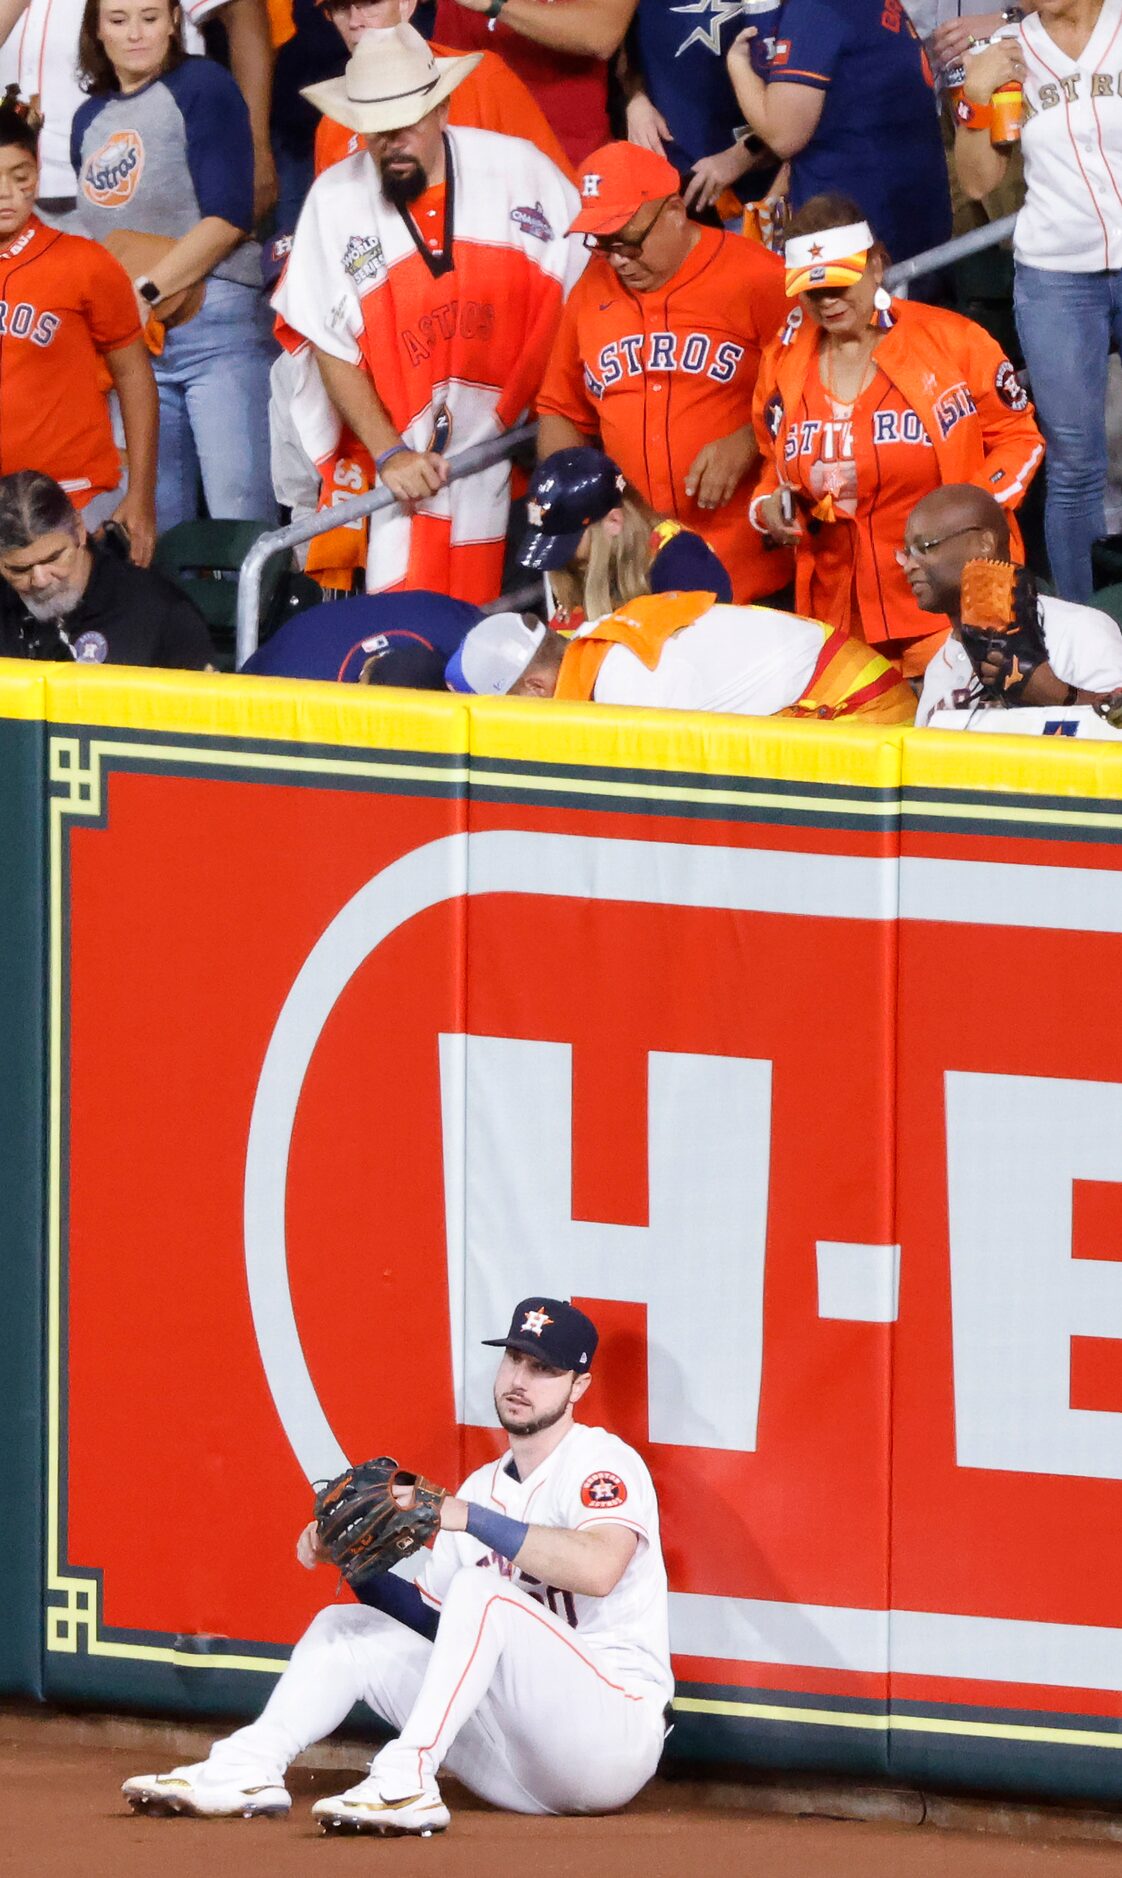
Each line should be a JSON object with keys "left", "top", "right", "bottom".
{"left": 351, "top": 1795, "right": 441, "bottom": 1813}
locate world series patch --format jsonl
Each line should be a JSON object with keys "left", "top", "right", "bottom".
{"left": 581, "top": 1470, "right": 627, "bottom": 1509}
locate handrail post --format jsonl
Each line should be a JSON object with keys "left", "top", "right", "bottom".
{"left": 234, "top": 421, "right": 537, "bottom": 669}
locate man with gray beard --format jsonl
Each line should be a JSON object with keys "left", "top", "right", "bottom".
{"left": 0, "top": 471, "right": 213, "bottom": 668}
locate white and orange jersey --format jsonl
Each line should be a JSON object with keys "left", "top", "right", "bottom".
{"left": 415, "top": 1423, "right": 673, "bottom": 1703}
{"left": 274, "top": 127, "right": 583, "bottom": 599}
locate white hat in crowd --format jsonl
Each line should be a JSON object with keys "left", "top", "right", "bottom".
{"left": 301, "top": 23, "right": 481, "bottom": 135}
{"left": 445, "top": 614, "right": 548, "bottom": 695}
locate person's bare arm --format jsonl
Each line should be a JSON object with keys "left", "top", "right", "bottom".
{"left": 953, "top": 39, "right": 1023, "bottom": 199}
{"left": 536, "top": 411, "right": 593, "bottom": 459}
{"left": 933, "top": 3, "right": 1037, "bottom": 68}
{"left": 145, "top": 217, "right": 246, "bottom": 297}
{"left": 444, "top": 0, "right": 637, "bottom": 61}
{"left": 314, "top": 347, "right": 449, "bottom": 503}
{"left": 725, "top": 31, "right": 825, "bottom": 159}
{"left": 0, "top": 0, "right": 29, "bottom": 46}
{"left": 104, "top": 338, "right": 158, "bottom": 565}
{"left": 218, "top": 0, "right": 278, "bottom": 223}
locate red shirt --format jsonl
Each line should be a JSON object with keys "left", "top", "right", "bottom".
{"left": 0, "top": 216, "right": 140, "bottom": 502}
{"left": 433, "top": 1, "right": 607, "bottom": 165}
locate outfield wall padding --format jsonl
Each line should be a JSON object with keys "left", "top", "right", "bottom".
{"left": 1, "top": 661, "right": 1121, "bottom": 1799}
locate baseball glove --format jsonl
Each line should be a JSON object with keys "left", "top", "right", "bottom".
{"left": 313, "top": 1457, "right": 446, "bottom": 1582}
{"left": 959, "top": 558, "right": 1046, "bottom": 703}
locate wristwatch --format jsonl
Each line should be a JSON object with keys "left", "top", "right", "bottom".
{"left": 955, "top": 94, "right": 995, "bottom": 131}
{"left": 134, "top": 275, "right": 161, "bottom": 306}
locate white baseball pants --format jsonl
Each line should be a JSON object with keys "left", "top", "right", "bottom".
{"left": 207, "top": 1565, "right": 666, "bottom": 1815}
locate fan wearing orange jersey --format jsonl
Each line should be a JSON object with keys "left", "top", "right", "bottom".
{"left": 0, "top": 93, "right": 157, "bottom": 562}
{"left": 312, "top": 0, "right": 574, "bottom": 180}
{"left": 751, "top": 192, "right": 1045, "bottom": 676}
{"left": 536, "top": 142, "right": 792, "bottom": 608}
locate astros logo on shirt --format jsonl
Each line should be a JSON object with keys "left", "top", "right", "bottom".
{"left": 82, "top": 131, "right": 145, "bottom": 208}
{"left": 581, "top": 1471, "right": 627, "bottom": 1509}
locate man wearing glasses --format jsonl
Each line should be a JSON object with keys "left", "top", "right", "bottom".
{"left": 535, "top": 141, "right": 792, "bottom": 606}
{"left": 904, "top": 484, "right": 1122, "bottom": 723}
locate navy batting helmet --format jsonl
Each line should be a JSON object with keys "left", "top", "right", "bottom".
{"left": 518, "top": 447, "right": 627, "bottom": 573}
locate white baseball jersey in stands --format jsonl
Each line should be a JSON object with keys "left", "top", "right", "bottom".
{"left": 916, "top": 594, "right": 1122, "bottom": 723}
{"left": 1015, "top": 0, "right": 1122, "bottom": 269}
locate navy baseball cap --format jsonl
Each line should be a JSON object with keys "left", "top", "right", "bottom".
{"left": 482, "top": 1297, "right": 599, "bottom": 1373}
{"left": 518, "top": 447, "right": 627, "bottom": 574}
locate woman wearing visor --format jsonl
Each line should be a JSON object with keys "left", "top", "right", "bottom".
{"left": 750, "top": 193, "right": 1044, "bottom": 674}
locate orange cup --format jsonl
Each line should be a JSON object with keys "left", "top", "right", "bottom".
{"left": 990, "top": 79, "right": 1023, "bottom": 146}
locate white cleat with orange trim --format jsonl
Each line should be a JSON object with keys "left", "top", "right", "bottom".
{"left": 312, "top": 1776, "right": 451, "bottom": 1836}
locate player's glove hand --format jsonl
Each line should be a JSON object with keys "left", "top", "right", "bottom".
{"left": 959, "top": 557, "right": 1046, "bottom": 703}
{"left": 313, "top": 1457, "right": 447, "bottom": 1582}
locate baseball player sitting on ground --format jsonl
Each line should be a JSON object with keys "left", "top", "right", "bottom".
{"left": 448, "top": 598, "right": 916, "bottom": 722}
{"left": 122, "top": 1298, "right": 672, "bottom": 1833}
{"left": 904, "top": 486, "right": 1122, "bottom": 725}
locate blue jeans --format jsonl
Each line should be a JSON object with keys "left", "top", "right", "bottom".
{"left": 1014, "top": 261, "right": 1122, "bottom": 602}
{"left": 155, "top": 277, "right": 277, "bottom": 532}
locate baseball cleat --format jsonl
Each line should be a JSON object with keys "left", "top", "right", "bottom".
{"left": 122, "top": 1766, "right": 291, "bottom": 1819}
{"left": 312, "top": 1777, "right": 450, "bottom": 1836}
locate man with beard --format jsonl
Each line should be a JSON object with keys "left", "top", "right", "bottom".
{"left": 122, "top": 1297, "right": 672, "bottom": 1834}
{"left": 273, "top": 21, "right": 583, "bottom": 600}
{"left": 0, "top": 471, "right": 213, "bottom": 668}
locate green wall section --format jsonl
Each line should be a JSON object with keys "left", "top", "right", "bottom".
{"left": 0, "top": 719, "right": 46, "bottom": 1699}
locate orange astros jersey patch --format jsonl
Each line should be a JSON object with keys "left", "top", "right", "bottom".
{"left": 581, "top": 1471, "right": 627, "bottom": 1509}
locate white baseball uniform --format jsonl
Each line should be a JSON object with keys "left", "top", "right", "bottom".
{"left": 1011, "top": 0, "right": 1122, "bottom": 270}
{"left": 580, "top": 603, "right": 824, "bottom": 717}
{"left": 916, "top": 593, "right": 1122, "bottom": 724}
{"left": 202, "top": 1423, "right": 671, "bottom": 1815}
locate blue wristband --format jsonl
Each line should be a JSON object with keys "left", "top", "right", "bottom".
{"left": 375, "top": 443, "right": 408, "bottom": 471}
{"left": 465, "top": 1502, "right": 530, "bottom": 1562}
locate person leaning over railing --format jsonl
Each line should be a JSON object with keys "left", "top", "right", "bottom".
{"left": 954, "top": 0, "right": 1122, "bottom": 605}
{"left": 750, "top": 193, "right": 1044, "bottom": 679}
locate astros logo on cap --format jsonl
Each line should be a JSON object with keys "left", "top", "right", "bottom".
{"left": 581, "top": 173, "right": 602, "bottom": 199}
{"left": 82, "top": 130, "right": 145, "bottom": 207}
{"left": 521, "top": 1308, "right": 553, "bottom": 1336}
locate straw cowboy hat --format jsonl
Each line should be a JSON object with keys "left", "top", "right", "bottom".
{"left": 301, "top": 23, "right": 481, "bottom": 134}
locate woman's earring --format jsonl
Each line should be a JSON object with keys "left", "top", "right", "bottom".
{"left": 871, "top": 285, "right": 895, "bottom": 332}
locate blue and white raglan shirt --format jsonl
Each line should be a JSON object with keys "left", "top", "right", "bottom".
{"left": 630, "top": 0, "right": 780, "bottom": 203}
{"left": 70, "top": 57, "right": 259, "bottom": 287}
{"left": 768, "top": 0, "right": 951, "bottom": 264}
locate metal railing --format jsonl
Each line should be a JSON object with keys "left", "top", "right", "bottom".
{"left": 235, "top": 421, "right": 537, "bottom": 668}
{"left": 236, "top": 215, "right": 1021, "bottom": 663}
{"left": 885, "top": 210, "right": 1019, "bottom": 292}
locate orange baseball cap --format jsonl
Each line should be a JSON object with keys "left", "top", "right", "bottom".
{"left": 569, "top": 142, "right": 681, "bottom": 238}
